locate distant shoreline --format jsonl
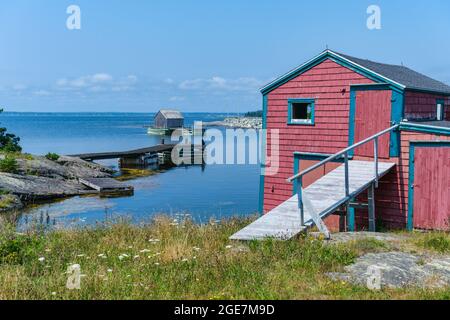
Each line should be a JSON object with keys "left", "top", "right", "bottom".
{"left": 202, "top": 117, "right": 262, "bottom": 129}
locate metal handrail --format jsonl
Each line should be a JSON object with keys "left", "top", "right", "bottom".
{"left": 286, "top": 124, "right": 399, "bottom": 228}
{"left": 287, "top": 125, "right": 399, "bottom": 183}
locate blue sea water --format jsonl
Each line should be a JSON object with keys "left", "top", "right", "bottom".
{"left": 1, "top": 112, "right": 260, "bottom": 228}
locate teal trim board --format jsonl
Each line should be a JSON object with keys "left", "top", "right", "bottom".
{"left": 407, "top": 141, "right": 450, "bottom": 230}
{"left": 287, "top": 98, "right": 315, "bottom": 126}
{"left": 400, "top": 122, "right": 450, "bottom": 136}
{"left": 258, "top": 94, "right": 268, "bottom": 214}
{"left": 261, "top": 50, "right": 406, "bottom": 95}
{"left": 348, "top": 84, "right": 404, "bottom": 158}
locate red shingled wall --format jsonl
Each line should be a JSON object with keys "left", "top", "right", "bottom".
{"left": 264, "top": 59, "right": 374, "bottom": 215}
{"left": 404, "top": 91, "right": 448, "bottom": 121}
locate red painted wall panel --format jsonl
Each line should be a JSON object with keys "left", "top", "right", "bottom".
{"left": 413, "top": 147, "right": 450, "bottom": 230}
{"left": 353, "top": 90, "right": 392, "bottom": 158}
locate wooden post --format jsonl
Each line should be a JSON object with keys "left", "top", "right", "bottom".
{"left": 368, "top": 183, "right": 376, "bottom": 232}
{"left": 340, "top": 207, "right": 347, "bottom": 232}
{"left": 344, "top": 152, "right": 349, "bottom": 197}
{"left": 374, "top": 137, "right": 379, "bottom": 188}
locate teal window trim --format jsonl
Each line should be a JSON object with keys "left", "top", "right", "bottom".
{"left": 287, "top": 98, "right": 315, "bottom": 126}
{"left": 348, "top": 84, "right": 404, "bottom": 158}
{"left": 407, "top": 141, "right": 450, "bottom": 231}
{"left": 436, "top": 99, "right": 445, "bottom": 121}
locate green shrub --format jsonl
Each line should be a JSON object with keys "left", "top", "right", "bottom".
{"left": 0, "top": 232, "right": 44, "bottom": 265}
{"left": 0, "top": 109, "right": 21, "bottom": 152}
{"left": 0, "top": 156, "right": 18, "bottom": 173}
{"left": 45, "top": 152, "right": 60, "bottom": 161}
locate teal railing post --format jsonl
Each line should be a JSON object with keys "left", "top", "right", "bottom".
{"left": 296, "top": 177, "right": 304, "bottom": 226}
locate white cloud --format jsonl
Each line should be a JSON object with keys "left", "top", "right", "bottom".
{"left": 12, "top": 84, "right": 27, "bottom": 91}
{"left": 57, "top": 73, "right": 113, "bottom": 89}
{"left": 55, "top": 73, "right": 137, "bottom": 93}
{"left": 179, "top": 76, "right": 264, "bottom": 92}
{"left": 33, "top": 90, "right": 51, "bottom": 96}
{"left": 169, "top": 96, "right": 185, "bottom": 102}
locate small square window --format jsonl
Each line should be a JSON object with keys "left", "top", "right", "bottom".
{"left": 288, "top": 99, "right": 315, "bottom": 125}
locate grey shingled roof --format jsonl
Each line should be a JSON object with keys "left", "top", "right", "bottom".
{"left": 158, "top": 109, "right": 184, "bottom": 119}
{"left": 336, "top": 51, "right": 450, "bottom": 94}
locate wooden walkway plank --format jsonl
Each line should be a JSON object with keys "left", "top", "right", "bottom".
{"left": 70, "top": 144, "right": 176, "bottom": 161}
{"left": 79, "top": 178, "right": 133, "bottom": 193}
{"left": 230, "top": 161, "right": 396, "bottom": 241}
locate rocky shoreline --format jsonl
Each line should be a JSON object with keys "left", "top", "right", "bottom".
{"left": 0, "top": 155, "right": 115, "bottom": 212}
{"left": 203, "top": 117, "right": 262, "bottom": 129}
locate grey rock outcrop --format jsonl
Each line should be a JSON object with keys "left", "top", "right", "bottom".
{"left": 0, "top": 172, "right": 89, "bottom": 200}
{"left": 16, "top": 155, "right": 113, "bottom": 179}
{"left": 328, "top": 251, "right": 450, "bottom": 289}
{"left": 0, "top": 155, "right": 114, "bottom": 205}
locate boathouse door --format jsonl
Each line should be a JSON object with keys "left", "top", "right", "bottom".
{"left": 352, "top": 89, "right": 392, "bottom": 158}
{"left": 411, "top": 144, "right": 450, "bottom": 230}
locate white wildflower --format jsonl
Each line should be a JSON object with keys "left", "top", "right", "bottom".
{"left": 38, "top": 257, "right": 45, "bottom": 262}
{"left": 225, "top": 245, "right": 233, "bottom": 249}
{"left": 107, "top": 269, "right": 113, "bottom": 273}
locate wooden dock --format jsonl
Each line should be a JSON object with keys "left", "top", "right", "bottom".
{"left": 79, "top": 178, "right": 133, "bottom": 194}
{"left": 70, "top": 144, "right": 176, "bottom": 161}
{"left": 230, "top": 161, "right": 396, "bottom": 241}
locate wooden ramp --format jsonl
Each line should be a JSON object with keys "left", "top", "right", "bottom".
{"left": 70, "top": 144, "right": 175, "bottom": 161}
{"left": 79, "top": 178, "right": 133, "bottom": 194}
{"left": 230, "top": 161, "right": 395, "bottom": 241}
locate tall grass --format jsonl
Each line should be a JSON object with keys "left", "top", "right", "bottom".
{"left": 0, "top": 217, "right": 448, "bottom": 300}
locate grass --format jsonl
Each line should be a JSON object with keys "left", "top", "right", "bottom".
{"left": 116, "top": 168, "right": 164, "bottom": 181}
{"left": 0, "top": 151, "right": 33, "bottom": 160}
{"left": 0, "top": 217, "right": 448, "bottom": 300}
{"left": 414, "top": 232, "right": 450, "bottom": 254}
{"left": 0, "top": 156, "right": 18, "bottom": 173}
{"left": 0, "top": 194, "right": 17, "bottom": 210}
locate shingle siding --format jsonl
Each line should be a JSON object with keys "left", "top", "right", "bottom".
{"left": 263, "top": 59, "right": 374, "bottom": 214}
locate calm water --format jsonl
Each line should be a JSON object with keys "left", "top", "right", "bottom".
{"left": 1, "top": 112, "right": 260, "bottom": 228}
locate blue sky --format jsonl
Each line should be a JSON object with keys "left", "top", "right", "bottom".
{"left": 1, "top": 0, "right": 449, "bottom": 112}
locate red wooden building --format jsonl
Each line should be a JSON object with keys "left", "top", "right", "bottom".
{"left": 232, "top": 50, "right": 450, "bottom": 240}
